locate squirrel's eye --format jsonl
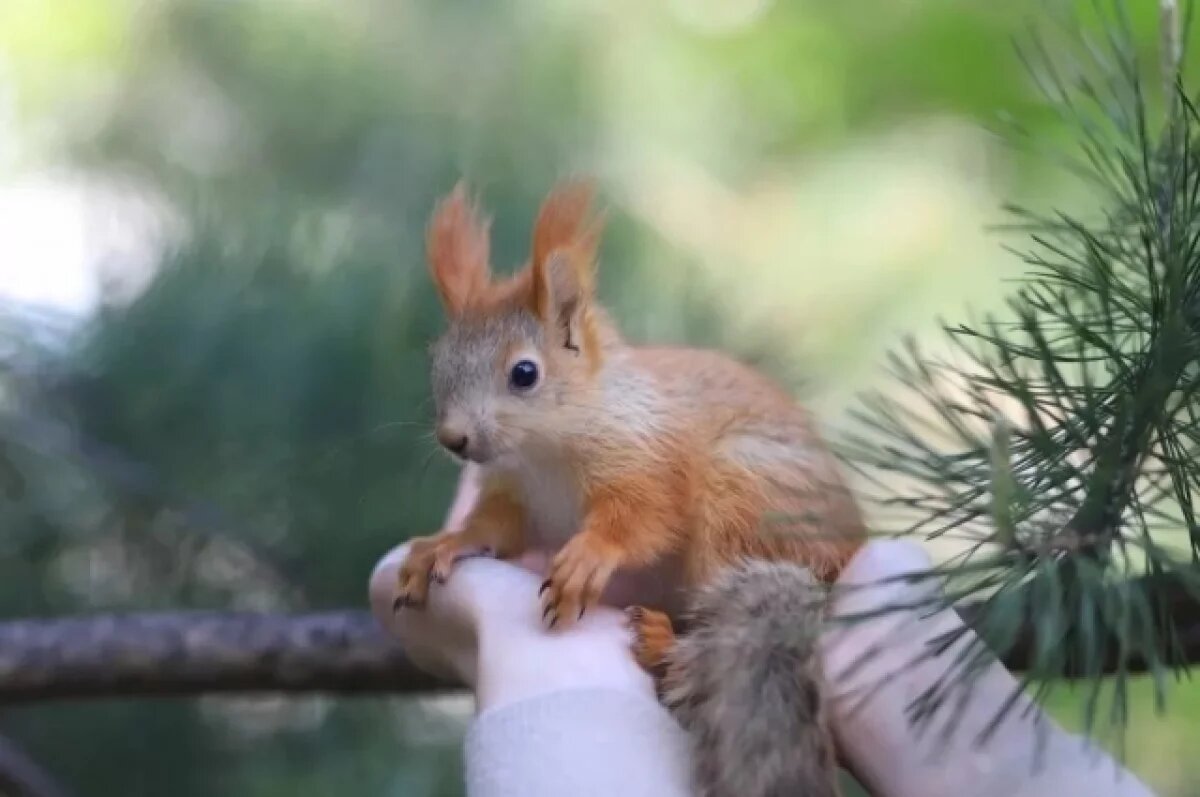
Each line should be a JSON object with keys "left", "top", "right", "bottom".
{"left": 509, "top": 359, "right": 539, "bottom": 390}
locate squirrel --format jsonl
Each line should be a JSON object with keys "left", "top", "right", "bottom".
{"left": 394, "top": 179, "right": 867, "bottom": 797}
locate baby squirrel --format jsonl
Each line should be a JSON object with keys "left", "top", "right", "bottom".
{"left": 395, "top": 179, "right": 866, "bottom": 797}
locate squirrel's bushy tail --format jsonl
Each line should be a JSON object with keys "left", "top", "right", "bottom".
{"left": 663, "top": 559, "right": 841, "bottom": 797}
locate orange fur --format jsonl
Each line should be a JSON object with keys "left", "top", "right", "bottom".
{"left": 396, "top": 475, "right": 527, "bottom": 606}
{"left": 528, "top": 181, "right": 606, "bottom": 378}
{"left": 401, "top": 179, "right": 866, "bottom": 628}
{"left": 426, "top": 182, "right": 492, "bottom": 316}
{"left": 627, "top": 605, "right": 675, "bottom": 673}
{"left": 530, "top": 178, "right": 602, "bottom": 277}
{"left": 541, "top": 465, "right": 688, "bottom": 624}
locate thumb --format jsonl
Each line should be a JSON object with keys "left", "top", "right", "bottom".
{"left": 369, "top": 542, "right": 483, "bottom": 684}
{"left": 819, "top": 540, "right": 1043, "bottom": 797}
{"left": 819, "top": 541, "right": 1154, "bottom": 797}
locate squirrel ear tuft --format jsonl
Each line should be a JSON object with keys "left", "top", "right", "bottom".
{"left": 531, "top": 178, "right": 601, "bottom": 270}
{"left": 426, "top": 182, "right": 491, "bottom": 316}
{"left": 529, "top": 178, "right": 604, "bottom": 327}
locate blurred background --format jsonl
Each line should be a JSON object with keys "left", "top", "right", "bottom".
{"left": 0, "top": 0, "right": 1193, "bottom": 795}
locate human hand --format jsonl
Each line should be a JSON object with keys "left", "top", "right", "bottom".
{"left": 820, "top": 541, "right": 1156, "bottom": 797}
{"left": 370, "top": 466, "right": 1155, "bottom": 797}
{"left": 367, "top": 464, "right": 655, "bottom": 715}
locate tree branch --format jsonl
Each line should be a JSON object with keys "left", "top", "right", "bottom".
{"left": 1162, "top": 0, "right": 1181, "bottom": 114}
{"left": 0, "top": 610, "right": 453, "bottom": 703}
{"left": 0, "top": 590, "right": 1196, "bottom": 704}
{"left": 956, "top": 570, "right": 1200, "bottom": 677}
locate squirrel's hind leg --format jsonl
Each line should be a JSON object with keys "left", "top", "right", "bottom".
{"left": 625, "top": 606, "right": 676, "bottom": 695}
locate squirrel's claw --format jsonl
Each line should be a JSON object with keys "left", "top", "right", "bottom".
{"left": 396, "top": 537, "right": 500, "bottom": 612}
{"left": 396, "top": 531, "right": 461, "bottom": 610}
{"left": 539, "top": 534, "right": 619, "bottom": 631}
{"left": 392, "top": 592, "right": 425, "bottom": 611}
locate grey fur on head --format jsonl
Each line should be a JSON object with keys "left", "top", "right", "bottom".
{"left": 429, "top": 313, "right": 545, "bottom": 413}
{"left": 663, "top": 559, "right": 841, "bottom": 797}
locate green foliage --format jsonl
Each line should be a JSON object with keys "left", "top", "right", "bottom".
{"left": 0, "top": 2, "right": 796, "bottom": 792}
{"left": 836, "top": 0, "right": 1200, "bottom": 752}
{"left": 1, "top": 0, "right": 1197, "bottom": 795}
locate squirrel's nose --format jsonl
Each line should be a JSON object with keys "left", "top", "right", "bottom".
{"left": 437, "top": 427, "right": 470, "bottom": 456}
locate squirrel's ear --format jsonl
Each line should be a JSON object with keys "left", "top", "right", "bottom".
{"left": 528, "top": 179, "right": 603, "bottom": 330}
{"left": 531, "top": 248, "right": 591, "bottom": 334}
{"left": 530, "top": 178, "right": 600, "bottom": 271}
{"left": 426, "top": 182, "right": 491, "bottom": 316}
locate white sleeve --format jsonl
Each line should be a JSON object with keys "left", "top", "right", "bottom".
{"left": 464, "top": 688, "right": 695, "bottom": 797}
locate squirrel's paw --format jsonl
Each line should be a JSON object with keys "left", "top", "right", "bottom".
{"left": 539, "top": 534, "right": 620, "bottom": 630}
{"left": 625, "top": 606, "right": 676, "bottom": 673}
{"left": 394, "top": 532, "right": 492, "bottom": 610}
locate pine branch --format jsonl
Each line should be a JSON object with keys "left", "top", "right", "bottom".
{"left": 1161, "top": 0, "right": 1182, "bottom": 116}
{"left": 832, "top": 0, "right": 1200, "bottom": 743}
{"left": 956, "top": 570, "right": 1200, "bottom": 675}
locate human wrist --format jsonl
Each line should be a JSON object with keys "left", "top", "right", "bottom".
{"left": 820, "top": 541, "right": 1055, "bottom": 797}
{"left": 820, "top": 540, "right": 1156, "bottom": 797}
{"left": 465, "top": 687, "right": 695, "bottom": 797}
{"left": 474, "top": 607, "right": 657, "bottom": 714}
{"left": 825, "top": 601, "right": 1060, "bottom": 797}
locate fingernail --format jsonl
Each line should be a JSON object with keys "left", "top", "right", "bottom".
{"left": 543, "top": 603, "right": 554, "bottom": 620}
{"left": 392, "top": 596, "right": 406, "bottom": 612}
{"left": 539, "top": 579, "right": 551, "bottom": 596}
